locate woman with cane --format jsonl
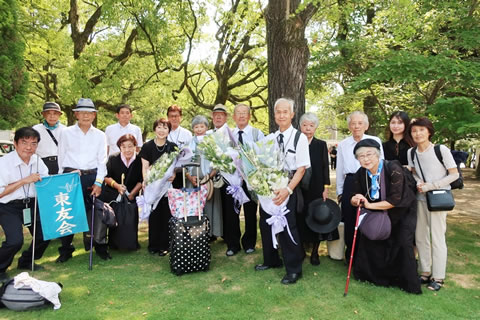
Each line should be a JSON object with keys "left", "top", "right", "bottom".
{"left": 348, "top": 139, "right": 420, "bottom": 294}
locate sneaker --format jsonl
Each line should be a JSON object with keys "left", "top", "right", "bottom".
{"left": 245, "top": 248, "right": 255, "bottom": 254}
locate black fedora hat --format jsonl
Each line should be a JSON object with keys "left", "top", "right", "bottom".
{"left": 306, "top": 198, "right": 341, "bottom": 234}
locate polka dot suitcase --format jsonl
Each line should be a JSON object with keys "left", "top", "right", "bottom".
{"left": 169, "top": 164, "right": 211, "bottom": 276}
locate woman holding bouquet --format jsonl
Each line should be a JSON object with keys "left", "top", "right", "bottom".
{"left": 298, "top": 113, "right": 338, "bottom": 265}
{"left": 139, "top": 118, "right": 179, "bottom": 256}
{"left": 186, "top": 115, "right": 222, "bottom": 239}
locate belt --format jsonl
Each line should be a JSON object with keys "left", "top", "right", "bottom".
{"left": 9, "top": 198, "right": 35, "bottom": 205}
{"left": 63, "top": 167, "right": 97, "bottom": 175}
{"left": 42, "top": 156, "right": 58, "bottom": 162}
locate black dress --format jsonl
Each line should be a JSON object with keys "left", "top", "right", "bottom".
{"left": 100, "top": 154, "right": 143, "bottom": 250}
{"left": 298, "top": 138, "right": 339, "bottom": 243}
{"left": 383, "top": 138, "right": 411, "bottom": 166}
{"left": 139, "top": 139, "right": 180, "bottom": 252}
{"left": 350, "top": 160, "right": 421, "bottom": 294}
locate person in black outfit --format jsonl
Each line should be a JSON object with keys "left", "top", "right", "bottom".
{"left": 350, "top": 139, "right": 421, "bottom": 294}
{"left": 139, "top": 118, "right": 179, "bottom": 256}
{"left": 383, "top": 111, "right": 414, "bottom": 165}
{"left": 100, "top": 134, "right": 143, "bottom": 250}
{"left": 298, "top": 113, "right": 338, "bottom": 265}
{"left": 330, "top": 146, "right": 337, "bottom": 170}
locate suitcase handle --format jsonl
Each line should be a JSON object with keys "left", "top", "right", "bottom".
{"left": 182, "top": 162, "right": 200, "bottom": 168}
{"left": 182, "top": 165, "right": 202, "bottom": 221}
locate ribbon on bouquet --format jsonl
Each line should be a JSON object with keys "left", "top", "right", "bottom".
{"left": 222, "top": 170, "right": 249, "bottom": 214}
{"left": 258, "top": 195, "right": 297, "bottom": 249}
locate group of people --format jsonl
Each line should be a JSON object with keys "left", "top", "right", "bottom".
{"left": 0, "top": 99, "right": 458, "bottom": 293}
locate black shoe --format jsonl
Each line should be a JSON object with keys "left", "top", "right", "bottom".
{"left": 281, "top": 273, "right": 302, "bottom": 285}
{"left": 427, "top": 279, "right": 444, "bottom": 291}
{"left": 18, "top": 263, "right": 44, "bottom": 271}
{"left": 96, "top": 251, "right": 112, "bottom": 260}
{"left": 310, "top": 254, "right": 320, "bottom": 266}
{"left": 254, "top": 263, "right": 283, "bottom": 271}
{"left": 56, "top": 254, "right": 72, "bottom": 263}
{"left": 209, "top": 236, "right": 217, "bottom": 243}
{"left": 245, "top": 248, "right": 255, "bottom": 254}
{"left": 158, "top": 250, "right": 168, "bottom": 257}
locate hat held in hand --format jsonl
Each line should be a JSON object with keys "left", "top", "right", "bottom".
{"left": 306, "top": 198, "right": 341, "bottom": 234}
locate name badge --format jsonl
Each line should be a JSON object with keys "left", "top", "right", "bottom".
{"left": 23, "top": 208, "right": 32, "bottom": 227}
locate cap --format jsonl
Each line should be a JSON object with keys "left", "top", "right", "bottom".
{"left": 42, "top": 102, "right": 62, "bottom": 113}
{"left": 73, "top": 98, "right": 97, "bottom": 112}
{"left": 212, "top": 104, "right": 227, "bottom": 113}
{"left": 353, "top": 138, "right": 381, "bottom": 155}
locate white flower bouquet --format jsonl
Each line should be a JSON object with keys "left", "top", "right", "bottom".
{"left": 237, "top": 135, "right": 294, "bottom": 248}
{"left": 197, "top": 127, "right": 237, "bottom": 174}
{"left": 137, "top": 147, "right": 193, "bottom": 221}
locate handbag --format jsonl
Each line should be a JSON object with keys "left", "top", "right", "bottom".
{"left": 414, "top": 151, "right": 455, "bottom": 211}
{"left": 358, "top": 163, "right": 392, "bottom": 241}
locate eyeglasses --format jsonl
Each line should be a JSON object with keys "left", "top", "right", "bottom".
{"left": 357, "top": 152, "right": 377, "bottom": 161}
{"left": 18, "top": 140, "right": 38, "bottom": 147}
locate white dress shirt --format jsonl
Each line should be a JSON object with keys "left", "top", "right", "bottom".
{"left": 207, "top": 123, "right": 230, "bottom": 135}
{"left": 0, "top": 151, "right": 49, "bottom": 203}
{"left": 105, "top": 122, "right": 143, "bottom": 156}
{"left": 58, "top": 123, "right": 107, "bottom": 182}
{"left": 336, "top": 134, "right": 384, "bottom": 195}
{"left": 32, "top": 123, "right": 66, "bottom": 158}
{"left": 167, "top": 126, "right": 192, "bottom": 148}
{"left": 233, "top": 124, "right": 265, "bottom": 144}
{"left": 272, "top": 125, "right": 310, "bottom": 171}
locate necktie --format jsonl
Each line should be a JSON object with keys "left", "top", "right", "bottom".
{"left": 238, "top": 130, "right": 244, "bottom": 144}
{"left": 278, "top": 133, "right": 284, "bottom": 153}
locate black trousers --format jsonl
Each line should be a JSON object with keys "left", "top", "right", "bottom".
{"left": 221, "top": 184, "right": 241, "bottom": 252}
{"left": 148, "top": 197, "right": 171, "bottom": 252}
{"left": 58, "top": 171, "right": 107, "bottom": 256}
{"left": 331, "top": 157, "right": 337, "bottom": 170}
{"left": 241, "top": 182, "right": 258, "bottom": 250}
{"left": 341, "top": 174, "right": 357, "bottom": 262}
{"left": 42, "top": 157, "right": 59, "bottom": 175}
{"left": 0, "top": 201, "right": 50, "bottom": 272}
{"left": 259, "top": 190, "right": 304, "bottom": 274}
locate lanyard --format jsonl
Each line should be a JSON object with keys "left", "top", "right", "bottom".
{"left": 18, "top": 165, "right": 33, "bottom": 207}
{"left": 278, "top": 129, "right": 294, "bottom": 168}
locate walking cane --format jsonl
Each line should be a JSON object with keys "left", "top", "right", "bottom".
{"left": 344, "top": 204, "right": 362, "bottom": 297}
{"left": 31, "top": 155, "right": 40, "bottom": 272}
{"left": 88, "top": 194, "right": 96, "bottom": 270}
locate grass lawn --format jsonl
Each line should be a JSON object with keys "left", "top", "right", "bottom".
{"left": 1, "top": 170, "right": 479, "bottom": 319}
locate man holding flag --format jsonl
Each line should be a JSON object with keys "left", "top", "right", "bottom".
{"left": 56, "top": 98, "right": 109, "bottom": 262}
{"left": 0, "top": 127, "right": 50, "bottom": 280}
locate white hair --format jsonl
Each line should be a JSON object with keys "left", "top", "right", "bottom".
{"left": 191, "top": 115, "right": 209, "bottom": 128}
{"left": 274, "top": 98, "right": 294, "bottom": 113}
{"left": 233, "top": 103, "right": 251, "bottom": 114}
{"left": 299, "top": 112, "right": 319, "bottom": 128}
{"left": 347, "top": 111, "right": 369, "bottom": 126}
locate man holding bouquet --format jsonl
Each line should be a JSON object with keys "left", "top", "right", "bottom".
{"left": 255, "top": 98, "right": 310, "bottom": 285}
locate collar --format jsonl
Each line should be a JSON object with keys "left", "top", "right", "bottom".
{"left": 275, "top": 125, "right": 294, "bottom": 137}
{"left": 13, "top": 150, "right": 37, "bottom": 167}
{"left": 75, "top": 123, "right": 94, "bottom": 133}
{"left": 43, "top": 120, "right": 59, "bottom": 130}
{"left": 234, "top": 124, "right": 251, "bottom": 134}
{"left": 120, "top": 152, "right": 136, "bottom": 168}
{"left": 118, "top": 122, "right": 131, "bottom": 129}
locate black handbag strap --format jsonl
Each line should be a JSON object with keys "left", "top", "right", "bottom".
{"left": 413, "top": 150, "right": 427, "bottom": 183}
{"left": 380, "top": 162, "right": 386, "bottom": 202}
{"left": 45, "top": 128, "right": 58, "bottom": 146}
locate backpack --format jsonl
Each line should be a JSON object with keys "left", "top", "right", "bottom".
{"left": 0, "top": 279, "right": 49, "bottom": 311}
{"left": 293, "top": 130, "right": 312, "bottom": 189}
{"left": 410, "top": 145, "right": 464, "bottom": 189}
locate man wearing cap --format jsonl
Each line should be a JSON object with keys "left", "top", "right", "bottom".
{"left": 255, "top": 98, "right": 310, "bottom": 285}
{"left": 105, "top": 104, "right": 143, "bottom": 156}
{"left": 207, "top": 104, "right": 229, "bottom": 134}
{"left": 0, "top": 127, "right": 50, "bottom": 280}
{"left": 32, "top": 102, "right": 66, "bottom": 174}
{"left": 230, "top": 103, "right": 264, "bottom": 254}
{"left": 336, "top": 111, "right": 383, "bottom": 265}
{"left": 56, "top": 98, "right": 109, "bottom": 262}
{"left": 167, "top": 104, "right": 192, "bottom": 149}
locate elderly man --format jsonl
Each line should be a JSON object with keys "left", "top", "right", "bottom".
{"left": 230, "top": 104, "right": 264, "bottom": 254}
{"left": 32, "top": 102, "right": 66, "bottom": 174}
{"left": 167, "top": 104, "right": 192, "bottom": 148}
{"left": 255, "top": 98, "right": 310, "bottom": 285}
{"left": 0, "top": 127, "right": 50, "bottom": 280}
{"left": 56, "top": 98, "right": 108, "bottom": 262}
{"left": 336, "top": 111, "right": 383, "bottom": 264}
{"left": 207, "top": 104, "right": 229, "bottom": 133}
{"left": 105, "top": 104, "right": 143, "bottom": 156}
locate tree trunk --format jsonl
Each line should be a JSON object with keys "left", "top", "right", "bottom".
{"left": 265, "top": 1, "right": 318, "bottom": 132}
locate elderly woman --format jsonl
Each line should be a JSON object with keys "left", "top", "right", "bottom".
{"left": 186, "top": 115, "right": 222, "bottom": 239}
{"left": 139, "top": 118, "right": 179, "bottom": 256}
{"left": 350, "top": 139, "right": 420, "bottom": 294}
{"left": 297, "top": 113, "right": 337, "bottom": 265}
{"left": 101, "top": 134, "right": 143, "bottom": 250}
{"left": 383, "top": 111, "right": 415, "bottom": 165}
{"left": 407, "top": 117, "right": 459, "bottom": 292}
